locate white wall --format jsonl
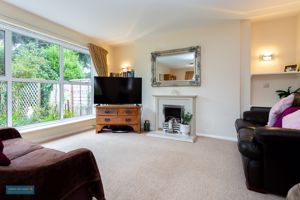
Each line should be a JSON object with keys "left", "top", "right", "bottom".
{"left": 112, "top": 22, "right": 244, "bottom": 140}
{"left": 251, "top": 15, "right": 300, "bottom": 106}
{"left": 251, "top": 16, "right": 297, "bottom": 74}
{"left": 240, "top": 21, "right": 252, "bottom": 114}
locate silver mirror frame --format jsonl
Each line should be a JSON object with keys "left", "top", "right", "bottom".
{"left": 151, "top": 46, "right": 201, "bottom": 87}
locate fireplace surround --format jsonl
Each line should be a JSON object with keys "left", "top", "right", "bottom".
{"left": 147, "top": 95, "right": 197, "bottom": 142}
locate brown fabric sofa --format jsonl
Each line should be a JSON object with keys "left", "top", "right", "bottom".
{"left": 0, "top": 128, "right": 105, "bottom": 200}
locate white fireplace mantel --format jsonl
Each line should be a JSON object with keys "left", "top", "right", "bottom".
{"left": 147, "top": 95, "right": 197, "bottom": 143}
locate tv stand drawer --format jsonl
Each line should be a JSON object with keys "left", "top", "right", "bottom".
{"left": 97, "top": 116, "right": 138, "bottom": 125}
{"left": 97, "top": 116, "right": 120, "bottom": 124}
{"left": 121, "top": 116, "right": 138, "bottom": 124}
{"left": 119, "top": 108, "right": 138, "bottom": 116}
{"left": 97, "top": 108, "right": 117, "bottom": 116}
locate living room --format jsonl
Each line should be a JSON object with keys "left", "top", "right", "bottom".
{"left": 0, "top": 0, "right": 300, "bottom": 200}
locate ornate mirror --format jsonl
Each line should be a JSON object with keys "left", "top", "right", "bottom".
{"left": 151, "top": 46, "right": 201, "bottom": 87}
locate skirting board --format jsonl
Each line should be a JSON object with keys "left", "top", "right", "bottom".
{"left": 196, "top": 133, "right": 237, "bottom": 142}
{"left": 20, "top": 119, "right": 95, "bottom": 143}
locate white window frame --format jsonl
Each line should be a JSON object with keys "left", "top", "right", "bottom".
{"left": 0, "top": 22, "right": 94, "bottom": 128}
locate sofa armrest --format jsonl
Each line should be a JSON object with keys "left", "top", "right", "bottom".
{"left": 0, "top": 148, "right": 105, "bottom": 200}
{"left": 243, "top": 110, "right": 269, "bottom": 125}
{"left": 0, "top": 128, "right": 21, "bottom": 141}
{"left": 238, "top": 140, "right": 262, "bottom": 160}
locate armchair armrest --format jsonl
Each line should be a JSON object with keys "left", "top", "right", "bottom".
{"left": 254, "top": 127, "right": 300, "bottom": 195}
{"left": 255, "top": 127, "right": 300, "bottom": 144}
{"left": 0, "top": 148, "right": 105, "bottom": 200}
{"left": 0, "top": 128, "right": 21, "bottom": 141}
{"left": 238, "top": 140, "right": 262, "bottom": 160}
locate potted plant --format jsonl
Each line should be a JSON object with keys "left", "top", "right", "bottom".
{"left": 276, "top": 86, "right": 300, "bottom": 99}
{"left": 180, "top": 112, "right": 193, "bottom": 135}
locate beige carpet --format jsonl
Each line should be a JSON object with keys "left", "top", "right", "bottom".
{"left": 43, "top": 130, "right": 284, "bottom": 200}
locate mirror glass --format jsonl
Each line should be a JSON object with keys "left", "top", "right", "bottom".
{"left": 151, "top": 46, "right": 201, "bottom": 87}
{"left": 156, "top": 52, "right": 195, "bottom": 81}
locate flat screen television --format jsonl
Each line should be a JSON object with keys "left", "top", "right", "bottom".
{"left": 94, "top": 77, "right": 142, "bottom": 104}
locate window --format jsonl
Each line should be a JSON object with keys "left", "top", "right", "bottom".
{"left": 0, "top": 25, "right": 93, "bottom": 128}
{"left": 12, "top": 82, "right": 60, "bottom": 127}
{"left": 63, "top": 48, "right": 92, "bottom": 118}
{"left": 64, "top": 84, "right": 91, "bottom": 118}
{"left": 0, "top": 31, "right": 4, "bottom": 76}
{"left": 12, "top": 33, "right": 59, "bottom": 80}
{"left": 0, "top": 82, "right": 6, "bottom": 126}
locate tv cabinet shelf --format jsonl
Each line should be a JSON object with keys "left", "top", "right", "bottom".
{"left": 96, "top": 105, "right": 141, "bottom": 133}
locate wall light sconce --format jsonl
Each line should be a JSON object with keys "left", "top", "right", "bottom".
{"left": 260, "top": 53, "right": 273, "bottom": 61}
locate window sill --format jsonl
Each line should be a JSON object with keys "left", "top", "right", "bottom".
{"left": 18, "top": 115, "right": 95, "bottom": 134}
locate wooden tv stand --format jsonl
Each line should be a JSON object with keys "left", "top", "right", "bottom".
{"left": 96, "top": 105, "right": 141, "bottom": 133}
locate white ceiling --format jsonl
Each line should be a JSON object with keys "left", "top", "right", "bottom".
{"left": 4, "top": 0, "right": 300, "bottom": 44}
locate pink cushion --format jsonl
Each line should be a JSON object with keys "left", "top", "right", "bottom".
{"left": 0, "top": 139, "right": 11, "bottom": 166}
{"left": 283, "top": 110, "right": 300, "bottom": 130}
{"left": 273, "top": 107, "right": 300, "bottom": 127}
{"left": 267, "top": 94, "right": 295, "bottom": 126}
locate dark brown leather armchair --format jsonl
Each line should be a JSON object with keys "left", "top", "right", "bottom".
{"left": 235, "top": 107, "right": 300, "bottom": 196}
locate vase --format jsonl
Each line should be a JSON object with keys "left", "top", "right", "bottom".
{"left": 180, "top": 124, "right": 190, "bottom": 135}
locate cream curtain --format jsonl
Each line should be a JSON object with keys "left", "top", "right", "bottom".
{"left": 88, "top": 43, "right": 108, "bottom": 76}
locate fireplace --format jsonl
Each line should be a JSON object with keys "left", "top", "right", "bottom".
{"left": 163, "top": 105, "right": 184, "bottom": 122}
{"left": 147, "top": 95, "right": 197, "bottom": 142}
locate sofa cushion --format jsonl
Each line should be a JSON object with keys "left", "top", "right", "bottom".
{"left": 268, "top": 94, "right": 295, "bottom": 126}
{"left": 273, "top": 107, "right": 300, "bottom": 128}
{"left": 3, "top": 138, "right": 43, "bottom": 160}
{"left": 283, "top": 110, "right": 300, "bottom": 130}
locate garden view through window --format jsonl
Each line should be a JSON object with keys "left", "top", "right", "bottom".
{"left": 0, "top": 31, "right": 6, "bottom": 127}
{"left": 0, "top": 27, "right": 93, "bottom": 127}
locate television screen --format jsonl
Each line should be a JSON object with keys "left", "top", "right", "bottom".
{"left": 94, "top": 77, "right": 142, "bottom": 104}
